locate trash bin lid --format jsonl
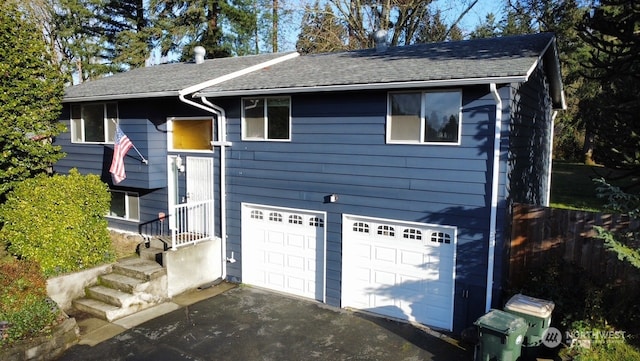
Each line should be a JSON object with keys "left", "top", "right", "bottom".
{"left": 474, "top": 309, "right": 527, "bottom": 334}
{"left": 504, "top": 294, "right": 555, "bottom": 318}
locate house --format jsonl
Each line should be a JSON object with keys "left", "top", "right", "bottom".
{"left": 55, "top": 32, "right": 565, "bottom": 333}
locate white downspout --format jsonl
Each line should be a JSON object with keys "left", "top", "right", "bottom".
{"left": 486, "top": 83, "right": 502, "bottom": 312}
{"left": 545, "top": 111, "right": 558, "bottom": 206}
{"left": 177, "top": 51, "right": 300, "bottom": 280}
{"left": 201, "top": 97, "right": 230, "bottom": 280}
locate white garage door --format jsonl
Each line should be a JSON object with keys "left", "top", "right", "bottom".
{"left": 342, "top": 214, "right": 456, "bottom": 331}
{"left": 242, "top": 204, "right": 326, "bottom": 301}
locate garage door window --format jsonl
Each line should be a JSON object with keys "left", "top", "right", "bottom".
{"left": 269, "top": 212, "right": 283, "bottom": 222}
{"left": 251, "top": 210, "right": 263, "bottom": 220}
{"left": 289, "top": 215, "right": 304, "bottom": 224}
{"left": 403, "top": 228, "right": 422, "bottom": 240}
{"left": 431, "top": 231, "right": 452, "bottom": 244}
{"left": 353, "top": 222, "right": 370, "bottom": 233}
{"left": 309, "top": 217, "right": 324, "bottom": 227}
{"left": 377, "top": 225, "right": 395, "bottom": 237}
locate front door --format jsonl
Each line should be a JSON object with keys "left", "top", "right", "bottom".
{"left": 186, "top": 156, "right": 214, "bottom": 234}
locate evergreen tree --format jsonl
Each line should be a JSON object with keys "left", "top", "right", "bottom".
{"left": 469, "top": 13, "right": 500, "bottom": 39}
{"left": 151, "top": 0, "right": 257, "bottom": 60}
{"left": 416, "top": 10, "right": 462, "bottom": 43}
{"left": 0, "top": 2, "right": 66, "bottom": 200}
{"left": 579, "top": 0, "right": 640, "bottom": 177}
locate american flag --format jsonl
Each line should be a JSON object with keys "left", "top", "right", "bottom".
{"left": 109, "top": 125, "right": 134, "bottom": 184}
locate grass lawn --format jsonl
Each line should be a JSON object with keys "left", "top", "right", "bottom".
{"left": 550, "top": 161, "right": 637, "bottom": 211}
{"left": 550, "top": 161, "right": 606, "bottom": 211}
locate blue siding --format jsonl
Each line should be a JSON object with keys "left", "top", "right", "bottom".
{"left": 223, "top": 88, "right": 501, "bottom": 331}
{"left": 56, "top": 79, "right": 553, "bottom": 333}
{"left": 55, "top": 98, "right": 222, "bottom": 238}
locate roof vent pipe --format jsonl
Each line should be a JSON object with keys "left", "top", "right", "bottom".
{"left": 194, "top": 46, "right": 206, "bottom": 64}
{"left": 373, "top": 29, "right": 388, "bottom": 53}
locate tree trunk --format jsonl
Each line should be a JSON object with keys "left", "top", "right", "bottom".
{"left": 272, "top": 0, "right": 278, "bottom": 52}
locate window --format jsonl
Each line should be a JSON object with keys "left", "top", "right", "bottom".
{"left": 377, "top": 225, "right": 395, "bottom": 237}
{"left": 269, "top": 212, "right": 283, "bottom": 222}
{"left": 108, "top": 190, "right": 139, "bottom": 221}
{"left": 309, "top": 217, "right": 324, "bottom": 227}
{"left": 289, "top": 214, "right": 304, "bottom": 225}
{"left": 403, "top": 228, "right": 422, "bottom": 240}
{"left": 250, "top": 210, "right": 263, "bottom": 220}
{"left": 242, "top": 97, "right": 290, "bottom": 140}
{"left": 71, "top": 103, "right": 117, "bottom": 143}
{"left": 353, "top": 222, "right": 370, "bottom": 233}
{"left": 430, "top": 231, "right": 452, "bottom": 244}
{"left": 387, "top": 90, "right": 462, "bottom": 144}
{"left": 168, "top": 117, "right": 213, "bottom": 151}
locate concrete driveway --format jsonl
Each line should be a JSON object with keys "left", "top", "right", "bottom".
{"left": 57, "top": 285, "right": 473, "bottom": 361}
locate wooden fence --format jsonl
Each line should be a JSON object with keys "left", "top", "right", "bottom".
{"left": 508, "top": 203, "right": 639, "bottom": 289}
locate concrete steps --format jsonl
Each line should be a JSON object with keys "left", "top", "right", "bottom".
{"left": 72, "top": 256, "right": 168, "bottom": 322}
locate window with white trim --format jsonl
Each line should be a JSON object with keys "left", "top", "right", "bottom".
{"left": 250, "top": 210, "right": 264, "bottom": 220}
{"left": 242, "top": 97, "right": 291, "bottom": 140}
{"left": 377, "top": 225, "right": 395, "bottom": 237}
{"left": 403, "top": 228, "right": 422, "bottom": 240}
{"left": 387, "top": 90, "right": 462, "bottom": 144}
{"left": 289, "top": 214, "right": 304, "bottom": 225}
{"left": 167, "top": 117, "right": 214, "bottom": 151}
{"left": 269, "top": 212, "right": 283, "bottom": 222}
{"left": 309, "top": 217, "right": 324, "bottom": 227}
{"left": 353, "top": 222, "right": 370, "bottom": 233}
{"left": 70, "top": 103, "right": 117, "bottom": 143}
{"left": 108, "top": 190, "right": 139, "bottom": 221}
{"left": 430, "top": 231, "right": 452, "bottom": 244}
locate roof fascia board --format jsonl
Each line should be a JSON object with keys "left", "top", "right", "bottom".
{"left": 525, "top": 35, "right": 566, "bottom": 110}
{"left": 179, "top": 52, "right": 300, "bottom": 96}
{"left": 196, "top": 75, "right": 528, "bottom": 98}
{"left": 62, "top": 91, "right": 178, "bottom": 103}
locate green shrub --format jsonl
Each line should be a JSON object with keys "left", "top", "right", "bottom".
{"left": 0, "top": 169, "right": 115, "bottom": 277}
{"left": 560, "top": 320, "right": 640, "bottom": 361}
{"left": 0, "top": 258, "right": 59, "bottom": 345}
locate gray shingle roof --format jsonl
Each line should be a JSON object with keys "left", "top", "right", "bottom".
{"left": 64, "top": 33, "right": 562, "bottom": 105}
{"left": 199, "top": 32, "right": 555, "bottom": 96}
{"left": 63, "top": 52, "right": 295, "bottom": 101}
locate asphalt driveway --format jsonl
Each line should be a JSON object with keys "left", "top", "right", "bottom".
{"left": 57, "top": 286, "right": 473, "bottom": 361}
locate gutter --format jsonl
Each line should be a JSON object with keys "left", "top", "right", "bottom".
{"left": 486, "top": 83, "right": 502, "bottom": 312}
{"left": 177, "top": 51, "right": 300, "bottom": 280}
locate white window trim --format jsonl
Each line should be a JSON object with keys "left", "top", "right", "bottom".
{"left": 386, "top": 89, "right": 462, "bottom": 146}
{"left": 241, "top": 96, "right": 292, "bottom": 142}
{"left": 70, "top": 103, "right": 117, "bottom": 144}
{"left": 107, "top": 190, "right": 140, "bottom": 222}
{"left": 166, "top": 116, "right": 215, "bottom": 153}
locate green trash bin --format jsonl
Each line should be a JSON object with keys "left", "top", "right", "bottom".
{"left": 504, "top": 294, "right": 555, "bottom": 347}
{"left": 474, "top": 309, "right": 528, "bottom": 361}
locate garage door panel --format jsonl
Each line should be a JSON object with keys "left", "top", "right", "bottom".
{"left": 287, "top": 255, "right": 305, "bottom": 270}
{"left": 242, "top": 204, "right": 326, "bottom": 302}
{"left": 267, "top": 231, "right": 285, "bottom": 245}
{"left": 342, "top": 214, "right": 456, "bottom": 331}
{"left": 373, "top": 270, "right": 396, "bottom": 285}
{"left": 374, "top": 247, "right": 397, "bottom": 263}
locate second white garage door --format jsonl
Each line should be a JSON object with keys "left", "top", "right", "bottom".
{"left": 341, "top": 214, "right": 456, "bottom": 331}
{"left": 242, "top": 204, "right": 326, "bottom": 301}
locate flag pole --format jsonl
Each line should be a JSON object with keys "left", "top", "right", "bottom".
{"left": 112, "top": 120, "right": 148, "bottom": 165}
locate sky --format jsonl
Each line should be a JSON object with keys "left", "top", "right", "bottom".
{"left": 277, "top": 0, "right": 507, "bottom": 52}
